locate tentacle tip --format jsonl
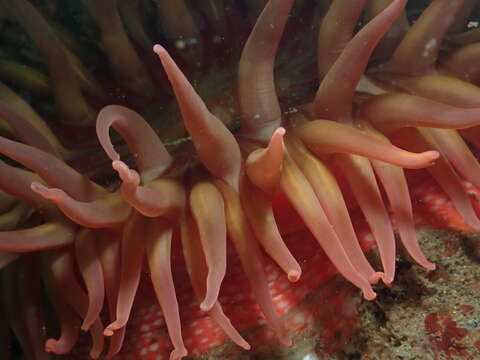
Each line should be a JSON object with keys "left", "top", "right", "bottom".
{"left": 280, "top": 335, "right": 293, "bottom": 347}
{"left": 170, "top": 347, "right": 188, "bottom": 360}
{"left": 369, "top": 272, "right": 384, "bottom": 285}
{"left": 274, "top": 127, "right": 286, "bottom": 137}
{"left": 363, "top": 288, "right": 377, "bottom": 301}
{"left": 424, "top": 262, "right": 436, "bottom": 271}
{"left": 200, "top": 300, "right": 215, "bottom": 312}
{"left": 44, "top": 339, "right": 58, "bottom": 354}
{"left": 104, "top": 324, "right": 118, "bottom": 337}
{"left": 425, "top": 150, "right": 440, "bottom": 165}
{"left": 240, "top": 341, "right": 251, "bottom": 351}
{"left": 153, "top": 44, "right": 166, "bottom": 56}
{"left": 287, "top": 270, "right": 301, "bottom": 282}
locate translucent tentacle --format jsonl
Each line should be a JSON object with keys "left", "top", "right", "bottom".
{"left": 238, "top": 0, "right": 294, "bottom": 140}
{"left": 427, "top": 128, "right": 480, "bottom": 189}
{"left": 0, "top": 136, "right": 106, "bottom": 201}
{"left": 214, "top": 180, "right": 292, "bottom": 345}
{"left": 46, "top": 248, "right": 105, "bottom": 358}
{"left": 297, "top": 120, "right": 439, "bottom": 169}
{"left": 112, "top": 160, "right": 185, "bottom": 218}
{"left": 317, "top": 0, "right": 368, "bottom": 78}
{"left": 75, "top": 230, "right": 105, "bottom": 331}
{"left": 245, "top": 127, "right": 285, "bottom": 194}
{"left": 0, "top": 202, "right": 32, "bottom": 231}
{"left": 0, "top": 82, "right": 64, "bottom": 156}
{"left": 88, "top": 0, "right": 154, "bottom": 94}
{"left": 41, "top": 252, "right": 80, "bottom": 355}
{"left": 154, "top": 45, "right": 241, "bottom": 190}
{"left": 8, "top": 0, "right": 94, "bottom": 124}
{"left": 360, "top": 93, "right": 480, "bottom": 134}
{"left": 313, "top": 0, "right": 407, "bottom": 121}
{"left": 386, "top": 0, "right": 463, "bottom": 75}
{"left": 365, "top": 0, "right": 410, "bottom": 61}
{"left": 181, "top": 212, "right": 250, "bottom": 350}
{"left": 0, "top": 222, "right": 75, "bottom": 252}
{"left": 400, "top": 128, "right": 480, "bottom": 230}
{"left": 146, "top": 219, "right": 188, "bottom": 360}
{"left": 362, "top": 123, "right": 435, "bottom": 270}
{"left": 31, "top": 182, "right": 131, "bottom": 228}
{"left": 241, "top": 177, "right": 301, "bottom": 282}
{"left": 96, "top": 230, "right": 125, "bottom": 359}
{"left": 105, "top": 211, "right": 147, "bottom": 336}
{"left": 96, "top": 105, "right": 172, "bottom": 182}
{"left": 189, "top": 180, "right": 227, "bottom": 311}
{"left": 286, "top": 135, "right": 381, "bottom": 283}
{"left": 280, "top": 153, "right": 377, "bottom": 299}
{"left": 444, "top": 42, "right": 480, "bottom": 83}
{"left": 334, "top": 154, "right": 396, "bottom": 284}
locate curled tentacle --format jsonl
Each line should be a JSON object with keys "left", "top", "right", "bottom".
{"left": 154, "top": 44, "right": 242, "bottom": 190}
{"left": 96, "top": 105, "right": 172, "bottom": 182}
{"left": 112, "top": 160, "right": 185, "bottom": 218}
{"left": 296, "top": 120, "right": 439, "bottom": 169}
{"left": 31, "top": 182, "right": 131, "bottom": 228}
{"left": 238, "top": 0, "right": 294, "bottom": 140}
{"left": 245, "top": 127, "right": 285, "bottom": 194}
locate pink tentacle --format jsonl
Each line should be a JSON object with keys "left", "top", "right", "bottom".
{"left": 334, "top": 154, "right": 397, "bottom": 284}
{"left": 154, "top": 45, "right": 241, "bottom": 190}
{"left": 297, "top": 120, "right": 439, "bottom": 169}
{"left": 96, "top": 105, "right": 172, "bottom": 182}
{"left": 180, "top": 213, "right": 250, "bottom": 350}
{"left": 362, "top": 123, "right": 435, "bottom": 270}
{"left": 189, "top": 180, "right": 227, "bottom": 311}
{"left": 146, "top": 219, "right": 188, "bottom": 360}
{"left": 313, "top": 0, "right": 407, "bottom": 121}
{"left": 317, "top": 0, "right": 368, "bottom": 78}
{"left": 112, "top": 160, "right": 185, "bottom": 218}
{"left": 0, "top": 136, "right": 105, "bottom": 201}
{"left": 360, "top": 93, "right": 480, "bottom": 134}
{"left": 386, "top": 0, "right": 463, "bottom": 75}
{"left": 96, "top": 229, "right": 126, "bottom": 359}
{"left": 238, "top": 0, "right": 294, "bottom": 140}
{"left": 280, "top": 153, "right": 377, "bottom": 298}
{"left": 0, "top": 222, "right": 75, "bottom": 252}
{"left": 105, "top": 211, "right": 147, "bottom": 336}
{"left": 75, "top": 230, "right": 105, "bottom": 331}
{"left": 245, "top": 127, "right": 285, "bottom": 194}
{"left": 31, "top": 182, "right": 131, "bottom": 228}
{"left": 241, "top": 177, "right": 301, "bottom": 282}
{"left": 286, "top": 135, "right": 381, "bottom": 283}
{"left": 214, "top": 179, "right": 292, "bottom": 346}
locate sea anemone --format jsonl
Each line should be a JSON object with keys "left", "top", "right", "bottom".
{"left": 0, "top": 0, "right": 479, "bottom": 359}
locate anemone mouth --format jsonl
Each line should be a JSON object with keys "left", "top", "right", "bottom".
{"left": 1, "top": 0, "right": 480, "bottom": 359}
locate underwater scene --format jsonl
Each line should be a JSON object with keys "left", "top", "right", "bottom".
{"left": 0, "top": 0, "right": 480, "bottom": 359}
